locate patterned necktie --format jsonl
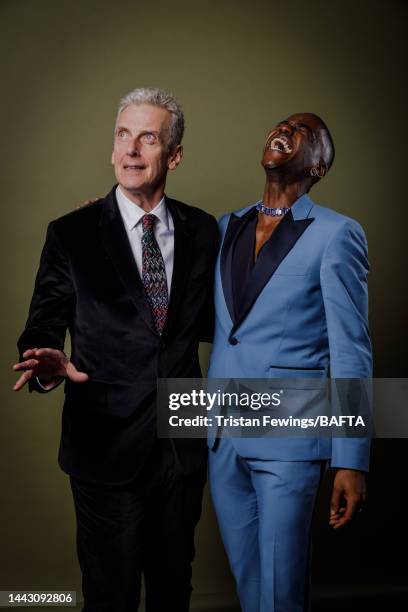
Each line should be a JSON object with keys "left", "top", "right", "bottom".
{"left": 141, "top": 213, "right": 169, "bottom": 334}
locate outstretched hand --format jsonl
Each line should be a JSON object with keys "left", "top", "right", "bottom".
{"left": 13, "top": 348, "right": 88, "bottom": 391}
{"left": 329, "top": 468, "right": 366, "bottom": 529}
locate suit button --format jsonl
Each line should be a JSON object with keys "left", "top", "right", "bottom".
{"left": 229, "top": 336, "right": 238, "bottom": 346}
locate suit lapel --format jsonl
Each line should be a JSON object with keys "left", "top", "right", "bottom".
{"left": 232, "top": 211, "right": 314, "bottom": 333}
{"left": 225, "top": 194, "right": 316, "bottom": 336}
{"left": 220, "top": 207, "right": 257, "bottom": 323}
{"left": 162, "top": 198, "right": 193, "bottom": 337}
{"left": 99, "top": 187, "right": 156, "bottom": 333}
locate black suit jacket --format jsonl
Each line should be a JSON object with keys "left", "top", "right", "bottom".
{"left": 18, "top": 187, "right": 219, "bottom": 484}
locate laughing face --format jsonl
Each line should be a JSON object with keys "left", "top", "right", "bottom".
{"left": 262, "top": 113, "right": 325, "bottom": 177}
{"left": 112, "top": 103, "right": 182, "bottom": 200}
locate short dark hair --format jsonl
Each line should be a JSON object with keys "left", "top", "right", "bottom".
{"left": 317, "top": 118, "right": 335, "bottom": 169}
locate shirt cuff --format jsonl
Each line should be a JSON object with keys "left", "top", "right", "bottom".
{"left": 36, "top": 377, "right": 64, "bottom": 392}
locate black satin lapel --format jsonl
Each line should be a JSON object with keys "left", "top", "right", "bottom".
{"left": 220, "top": 208, "right": 257, "bottom": 322}
{"left": 232, "top": 212, "right": 314, "bottom": 333}
{"left": 162, "top": 199, "right": 193, "bottom": 337}
{"left": 99, "top": 190, "right": 156, "bottom": 333}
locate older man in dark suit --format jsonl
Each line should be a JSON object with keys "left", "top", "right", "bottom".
{"left": 13, "top": 87, "right": 218, "bottom": 612}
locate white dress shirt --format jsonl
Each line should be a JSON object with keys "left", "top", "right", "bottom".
{"left": 115, "top": 185, "right": 174, "bottom": 295}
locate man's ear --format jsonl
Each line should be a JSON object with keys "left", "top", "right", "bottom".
{"left": 316, "top": 160, "right": 328, "bottom": 178}
{"left": 111, "top": 151, "right": 115, "bottom": 166}
{"left": 167, "top": 145, "right": 183, "bottom": 171}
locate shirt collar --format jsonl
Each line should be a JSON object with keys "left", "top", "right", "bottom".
{"left": 115, "top": 186, "right": 169, "bottom": 230}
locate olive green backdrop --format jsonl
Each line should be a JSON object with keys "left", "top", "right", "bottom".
{"left": 1, "top": 0, "right": 407, "bottom": 609}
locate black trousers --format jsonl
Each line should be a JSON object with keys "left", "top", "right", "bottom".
{"left": 70, "top": 439, "right": 207, "bottom": 612}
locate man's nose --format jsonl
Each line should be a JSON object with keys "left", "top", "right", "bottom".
{"left": 279, "top": 123, "right": 293, "bottom": 135}
{"left": 126, "top": 139, "right": 140, "bottom": 156}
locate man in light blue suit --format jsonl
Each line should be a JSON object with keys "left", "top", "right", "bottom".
{"left": 208, "top": 113, "right": 372, "bottom": 612}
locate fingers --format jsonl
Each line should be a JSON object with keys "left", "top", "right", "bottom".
{"left": 22, "top": 348, "right": 38, "bottom": 358}
{"left": 13, "top": 369, "right": 34, "bottom": 391}
{"left": 13, "top": 359, "right": 39, "bottom": 371}
{"left": 329, "top": 470, "right": 367, "bottom": 529}
{"left": 341, "top": 497, "right": 359, "bottom": 526}
{"left": 13, "top": 348, "right": 67, "bottom": 389}
{"left": 331, "top": 496, "right": 361, "bottom": 529}
{"left": 66, "top": 362, "right": 89, "bottom": 383}
{"left": 330, "top": 486, "right": 341, "bottom": 517}
{"left": 13, "top": 348, "right": 88, "bottom": 387}
{"left": 31, "top": 348, "right": 66, "bottom": 360}
{"left": 22, "top": 348, "right": 65, "bottom": 361}
{"left": 329, "top": 506, "right": 346, "bottom": 526}
{"left": 76, "top": 198, "right": 101, "bottom": 209}
{"left": 72, "top": 372, "right": 89, "bottom": 383}
{"left": 329, "top": 486, "right": 347, "bottom": 529}
{"left": 329, "top": 507, "right": 346, "bottom": 528}
{"left": 329, "top": 488, "right": 364, "bottom": 529}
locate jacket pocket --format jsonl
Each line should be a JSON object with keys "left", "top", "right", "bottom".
{"left": 268, "top": 365, "right": 327, "bottom": 389}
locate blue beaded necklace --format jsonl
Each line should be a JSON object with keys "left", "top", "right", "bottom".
{"left": 256, "top": 202, "right": 291, "bottom": 217}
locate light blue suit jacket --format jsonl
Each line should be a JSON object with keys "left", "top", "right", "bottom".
{"left": 208, "top": 194, "right": 372, "bottom": 471}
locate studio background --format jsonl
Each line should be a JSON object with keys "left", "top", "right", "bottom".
{"left": 1, "top": 0, "right": 407, "bottom": 609}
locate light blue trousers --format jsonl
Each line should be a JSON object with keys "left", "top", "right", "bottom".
{"left": 209, "top": 439, "right": 325, "bottom": 612}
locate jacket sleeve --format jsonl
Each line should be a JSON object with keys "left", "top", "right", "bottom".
{"left": 320, "top": 219, "right": 372, "bottom": 471}
{"left": 17, "top": 221, "right": 75, "bottom": 392}
{"left": 198, "top": 215, "right": 220, "bottom": 343}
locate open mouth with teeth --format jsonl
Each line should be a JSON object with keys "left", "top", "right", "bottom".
{"left": 124, "top": 164, "right": 146, "bottom": 170}
{"left": 269, "top": 136, "right": 293, "bottom": 154}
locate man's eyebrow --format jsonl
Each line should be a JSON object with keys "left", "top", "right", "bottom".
{"left": 277, "top": 120, "right": 313, "bottom": 132}
{"left": 284, "top": 120, "right": 312, "bottom": 131}
{"left": 295, "top": 121, "right": 312, "bottom": 131}
{"left": 115, "top": 127, "right": 161, "bottom": 136}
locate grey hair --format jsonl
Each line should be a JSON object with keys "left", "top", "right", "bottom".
{"left": 115, "top": 87, "right": 184, "bottom": 150}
